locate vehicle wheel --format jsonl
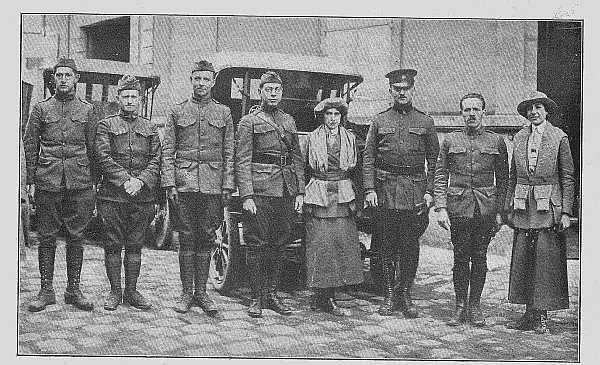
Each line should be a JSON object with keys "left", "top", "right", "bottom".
{"left": 209, "top": 207, "right": 242, "bottom": 293}
{"left": 147, "top": 202, "right": 174, "bottom": 250}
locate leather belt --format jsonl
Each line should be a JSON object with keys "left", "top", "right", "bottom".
{"left": 252, "top": 153, "right": 292, "bottom": 166}
{"left": 312, "top": 171, "right": 349, "bottom": 181}
{"left": 376, "top": 161, "right": 424, "bottom": 175}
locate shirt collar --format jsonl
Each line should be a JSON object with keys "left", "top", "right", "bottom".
{"left": 463, "top": 124, "right": 484, "bottom": 136}
{"left": 531, "top": 120, "right": 547, "bottom": 134}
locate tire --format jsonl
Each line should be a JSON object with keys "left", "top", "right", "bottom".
{"left": 209, "top": 206, "right": 242, "bottom": 293}
{"left": 152, "top": 203, "right": 175, "bottom": 250}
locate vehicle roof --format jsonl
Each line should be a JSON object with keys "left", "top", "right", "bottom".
{"left": 72, "top": 59, "right": 158, "bottom": 80}
{"left": 211, "top": 51, "right": 363, "bottom": 82}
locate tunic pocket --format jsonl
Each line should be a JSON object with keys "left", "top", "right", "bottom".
{"left": 533, "top": 184, "right": 552, "bottom": 211}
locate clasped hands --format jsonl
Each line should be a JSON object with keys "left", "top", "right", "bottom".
{"left": 123, "top": 177, "right": 143, "bottom": 197}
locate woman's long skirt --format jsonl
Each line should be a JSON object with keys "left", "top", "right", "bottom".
{"left": 305, "top": 213, "right": 364, "bottom": 288}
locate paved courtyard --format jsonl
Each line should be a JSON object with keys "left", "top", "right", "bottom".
{"left": 17, "top": 225, "right": 580, "bottom": 361}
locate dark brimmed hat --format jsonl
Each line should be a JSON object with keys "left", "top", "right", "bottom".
{"left": 385, "top": 68, "right": 417, "bottom": 85}
{"left": 192, "top": 60, "right": 215, "bottom": 73}
{"left": 53, "top": 58, "right": 77, "bottom": 73}
{"left": 517, "top": 91, "right": 558, "bottom": 118}
{"left": 117, "top": 75, "right": 141, "bottom": 92}
{"left": 314, "top": 97, "right": 349, "bottom": 116}
{"left": 259, "top": 71, "right": 283, "bottom": 88}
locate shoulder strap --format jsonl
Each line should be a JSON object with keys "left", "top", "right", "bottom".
{"left": 254, "top": 111, "right": 293, "bottom": 152}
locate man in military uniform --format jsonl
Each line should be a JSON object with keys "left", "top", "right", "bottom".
{"left": 24, "top": 58, "right": 96, "bottom": 312}
{"left": 505, "top": 91, "right": 575, "bottom": 334}
{"left": 235, "top": 71, "right": 305, "bottom": 318}
{"left": 363, "top": 69, "right": 439, "bottom": 317}
{"left": 434, "top": 93, "right": 509, "bottom": 327}
{"left": 95, "top": 75, "right": 161, "bottom": 310}
{"left": 161, "top": 60, "right": 234, "bottom": 315}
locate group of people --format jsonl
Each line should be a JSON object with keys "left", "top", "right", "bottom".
{"left": 23, "top": 57, "right": 575, "bottom": 335}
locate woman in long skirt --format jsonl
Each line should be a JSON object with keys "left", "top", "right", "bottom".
{"left": 304, "top": 97, "right": 364, "bottom": 316}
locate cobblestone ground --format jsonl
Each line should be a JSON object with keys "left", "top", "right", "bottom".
{"left": 17, "top": 228, "right": 579, "bottom": 360}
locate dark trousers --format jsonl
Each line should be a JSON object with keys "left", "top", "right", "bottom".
{"left": 97, "top": 200, "right": 155, "bottom": 250}
{"left": 243, "top": 195, "right": 296, "bottom": 298}
{"left": 375, "top": 208, "right": 429, "bottom": 288}
{"left": 449, "top": 213, "right": 495, "bottom": 303}
{"left": 176, "top": 192, "right": 222, "bottom": 254}
{"left": 36, "top": 188, "right": 95, "bottom": 248}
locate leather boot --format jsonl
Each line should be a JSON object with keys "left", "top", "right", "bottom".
{"left": 321, "top": 288, "right": 345, "bottom": 316}
{"left": 533, "top": 310, "right": 550, "bottom": 334}
{"left": 28, "top": 245, "right": 57, "bottom": 312}
{"left": 103, "top": 249, "right": 122, "bottom": 311}
{"left": 507, "top": 304, "right": 535, "bottom": 330}
{"left": 64, "top": 245, "right": 93, "bottom": 311}
{"left": 123, "top": 250, "right": 151, "bottom": 310}
{"left": 263, "top": 249, "right": 292, "bottom": 315}
{"left": 174, "top": 251, "right": 194, "bottom": 313}
{"left": 310, "top": 289, "right": 324, "bottom": 311}
{"left": 193, "top": 251, "right": 218, "bottom": 315}
{"left": 378, "top": 257, "right": 396, "bottom": 316}
{"left": 468, "top": 252, "right": 488, "bottom": 327}
{"left": 448, "top": 263, "right": 469, "bottom": 326}
{"left": 246, "top": 249, "right": 263, "bottom": 318}
{"left": 401, "top": 284, "right": 419, "bottom": 318}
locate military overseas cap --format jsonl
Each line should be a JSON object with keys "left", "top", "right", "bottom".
{"left": 53, "top": 58, "right": 77, "bottom": 73}
{"left": 517, "top": 91, "right": 558, "bottom": 118}
{"left": 385, "top": 68, "right": 417, "bottom": 86}
{"left": 259, "top": 71, "right": 283, "bottom": 88}
{"left": 192, "top": 60, "right": 215, "bottom": 73}
{"left": 117, "top": 75, "right": 141, "bottom": 92}
{"left": 314, "top": 97, "right": 349, "bottom": 117}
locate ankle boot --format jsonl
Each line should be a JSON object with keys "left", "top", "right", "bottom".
{"left": 401, "top": 284, "right": 419, "bottom": 318}
{"left": 322, "top": 288, "right": 345, "bottom": 316}
{"left": 193, "top": 251, "right": 218, "bottom": 315}
{"left": 507, "top": 304, "right": 535, "bottom": 330}
{"left": 533, "top": 310, "right": 550, "bottom": 334}
{"left": 448, "top": 298, "right": 468, "bottom": 326}
{"left": 64, "top": 245, "right": 93, "bottom": 311}
{"left": 123, "top": 250, "right": 151, "bottom": 310}
{"left": 263, "top": 251, "right": 291, "bottom": 315}
{"left": 174, "top": 251, "right": 195, "bottom": 313}
{"left": 28, "top": 246, "right": 56, "bottom": 312}
{"left": 103, "top": 250, "right": 122, "bottom": 311}
{"left": 378, "top": 258, "right": 396, "bottom": 316}
{"left": 246, "top": 249, "right": 263, "bottom": 318}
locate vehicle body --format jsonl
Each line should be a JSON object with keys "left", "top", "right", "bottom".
{"left": 153, "top": 51, "right": 373, "bottom": 292}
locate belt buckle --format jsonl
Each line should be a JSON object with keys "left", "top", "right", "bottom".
{"left": 280, "top": 155, "right": 287, "bottom": 166}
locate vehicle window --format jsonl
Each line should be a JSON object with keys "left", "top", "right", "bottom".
{"left": 231, "top": 78, "right": 261, "bottom": 100}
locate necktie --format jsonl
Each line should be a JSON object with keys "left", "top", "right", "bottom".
{"left": 528, "top": 127, "right": 541, "bottom": 173}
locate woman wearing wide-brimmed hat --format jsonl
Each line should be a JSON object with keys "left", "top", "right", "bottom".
{"left": 303, "top": 97, "right": 364, "bottom": 316}
{"left": 505, "top": 91, "right": 575, "bottom": 334}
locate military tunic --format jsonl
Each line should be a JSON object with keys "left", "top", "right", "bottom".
{"left": 23, "top": 93, "right": 97, "bottom": 247}
{"left": 235, "top": 106, "right": 305, "bottom": 248}
{"left": 161, "top": 97, "right": 234, "bottom": 251}
{"left": 362, "top": 105, "right": 439, "bottom": 287}
{"left": 507, "top": 122, "right": 575, "bottom": 310}
{"left": 95, "top": 113, "right": 161, "bottom": 249}
{"left": 434, "top": 126, "right": 509, "bottom": 303}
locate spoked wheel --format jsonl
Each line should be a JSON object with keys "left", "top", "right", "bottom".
{"left": 209, "top": 206, "right": 240, "bottom": 293}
